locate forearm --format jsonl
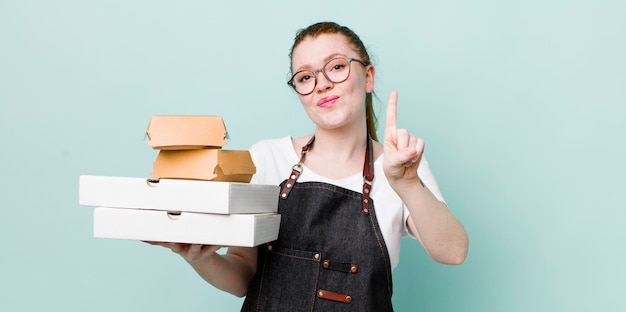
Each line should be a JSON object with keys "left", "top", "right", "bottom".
{"left": 186, "top": 247, "right": 257, "bottom": 297}
{"left": 394, "top": 178, "right": 468, "bottom": 265}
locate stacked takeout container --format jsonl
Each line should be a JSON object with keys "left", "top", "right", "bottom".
{"left": 79, "top": 116, "right": 281, "bottom": 247}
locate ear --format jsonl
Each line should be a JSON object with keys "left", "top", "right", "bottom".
{"left": 365, "top": 65, "right": 375, "bottom": 93}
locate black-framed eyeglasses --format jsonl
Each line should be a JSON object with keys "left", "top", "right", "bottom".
{"left": 287, "top": 57, "right": 369, "bottom": 95}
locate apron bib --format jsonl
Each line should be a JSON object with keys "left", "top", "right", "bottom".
{"left": 241, "top": 136, "right": 393, "bottom": 312}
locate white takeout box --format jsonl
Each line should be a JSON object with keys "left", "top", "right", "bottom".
{"left": 93, "top": 207, "right": 281, "bottom": 247}
{"left": 79, "top": 175, "right": 279, "bottom": 214}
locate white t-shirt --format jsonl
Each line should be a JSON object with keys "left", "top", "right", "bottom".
{"left": 249, "top": 136, "right": 445, "bottom": 270}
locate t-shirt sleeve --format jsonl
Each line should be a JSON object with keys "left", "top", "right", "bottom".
{"left": 247, "top": 137, "right": 294, "bottom": 186}
{"left": 248, "top": 140, "right": 268, "bottom": 185}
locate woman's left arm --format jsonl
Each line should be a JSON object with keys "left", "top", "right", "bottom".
{"left": 383, "top": 91, "right": 468, "bottom": 265}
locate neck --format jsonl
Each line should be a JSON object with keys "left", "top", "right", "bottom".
{"left": 293, "top": 121, "right": 376, "bottom": 180}
{"left": 310, "top": 125, "right": 368, "bottom": 162}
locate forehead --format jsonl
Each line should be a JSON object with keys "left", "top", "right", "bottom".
{"left": 291, "top": 33, "right": 355, "bottom": 69}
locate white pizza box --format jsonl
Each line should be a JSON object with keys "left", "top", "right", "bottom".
{"left": 79, "top": 175, "right": 279, "bottom": 214}
{"left": 93, "top": 207, "right": 281, "bottom": 247}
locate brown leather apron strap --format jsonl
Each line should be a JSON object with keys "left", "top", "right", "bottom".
{"left": 280, "top": 134, "right": 374, "bottom": 215}
{"left": 280, "top": 136, "right": 315, "bottom": 199}
{"left": 362, "top": 134, "right": 374, "bottom": 215}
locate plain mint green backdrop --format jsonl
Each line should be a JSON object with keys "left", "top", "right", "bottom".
{"left": 1, "top": 0, "right": 624, "bottom": 311}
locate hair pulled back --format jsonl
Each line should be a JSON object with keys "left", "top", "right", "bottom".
{"left": 289, "top": 22, "right": 378, "bottom": 141}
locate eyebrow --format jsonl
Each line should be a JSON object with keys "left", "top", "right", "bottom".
{"left": 294, "top": 53, "right": 346, "bottom": 72}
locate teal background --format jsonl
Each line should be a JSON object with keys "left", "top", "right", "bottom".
{"left": 1, "top": 0, "right": 624, "bottom": 311}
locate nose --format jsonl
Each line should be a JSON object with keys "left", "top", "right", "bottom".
{"left": 314, "top": 69, "right": 333, "bottom": 93}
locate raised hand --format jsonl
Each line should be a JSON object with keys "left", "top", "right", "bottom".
{"left": 383, "top": 91, "right": 425, "bottom": 185}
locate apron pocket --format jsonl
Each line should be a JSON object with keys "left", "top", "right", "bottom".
{"left": 253, "top": 244, "right": 322, "bottom": 311}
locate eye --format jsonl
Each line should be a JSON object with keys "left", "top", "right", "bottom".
{"left": 296, "top": 72, "right": 314, "bottom": 83}
{"left": 326, "top": 59, "right": 348, "bottom": 72}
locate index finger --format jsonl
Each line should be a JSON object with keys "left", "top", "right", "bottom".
{"left": 385, "top": 90, "right": 398, "bottom": 136}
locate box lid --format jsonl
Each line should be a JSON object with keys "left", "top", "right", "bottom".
{"left": 79, "top": 175, "right": 278, "bottom": 214}
{"left": 145, "top": 115, "right": 229, "bottom": 150}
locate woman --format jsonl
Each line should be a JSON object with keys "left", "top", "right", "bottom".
{"left": 153, "top": 22, "right": 468, "bottom": 311}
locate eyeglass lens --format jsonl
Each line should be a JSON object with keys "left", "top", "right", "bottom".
{"left": 292, "top": 58, "right": 352, "bottom": 95}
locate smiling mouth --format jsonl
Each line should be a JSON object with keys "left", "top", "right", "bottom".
{"left": 317, "top": 96, "right": 339, "bottom": 107}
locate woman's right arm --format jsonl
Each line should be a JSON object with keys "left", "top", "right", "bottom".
{"left": 146, "top": 242, "right": 257, "bottom": 297}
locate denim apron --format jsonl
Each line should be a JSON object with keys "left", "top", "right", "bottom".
{"left": 241, "top": 136, "right": 394, "bottom": 312}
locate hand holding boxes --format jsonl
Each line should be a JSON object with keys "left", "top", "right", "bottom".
{"left": 79, "top": 116, "right": 280, "bottom": 247}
